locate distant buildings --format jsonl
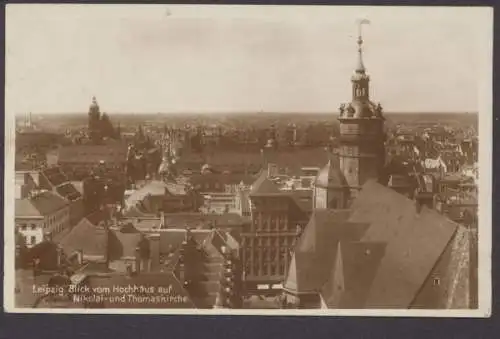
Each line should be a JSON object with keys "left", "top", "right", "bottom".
{"left": 47, "top": 143, "right": 128, "bottom": 181}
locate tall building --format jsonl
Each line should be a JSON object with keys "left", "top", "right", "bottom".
{"left": 336, "top": 28, "right": 386, "bottom": 201}
{"left": 88, "top": 96, "right": 102, "bottom": 143}
{"left": 243, "top": 172, "right": 309, "bottom": 293}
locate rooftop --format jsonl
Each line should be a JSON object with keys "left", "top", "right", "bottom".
{"left": 285, "top": 180, "right": 463, "bottom": 308}
{"left": 15, "top": 190, "right": 68, "bottom": 218}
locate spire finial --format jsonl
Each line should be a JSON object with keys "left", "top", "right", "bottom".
{"left": 355, "top": 19, "right": 371, "bottom": 73}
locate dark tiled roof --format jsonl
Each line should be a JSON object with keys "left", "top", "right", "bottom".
{"left": 284, "top": 209, "right": 369, "bottom": 293}
{"left": 15, "top": 191, "right": 68, "bottom": 217}
{"left": 41, "top": 167, "right": 68, "bottom": 187}
{"left": 349, "top": 180, "right": 459, "bottom": 308}
{"left": 287, "top": 180, "right": 460, "bottom": 308}
{"left": 56, "top": 182, "right": 82, "bottom": 201}
{"left": 321, "top": 241, "right": 386, "bottom": 308}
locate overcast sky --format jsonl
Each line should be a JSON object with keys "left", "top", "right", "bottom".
{"left": 5, "top": 5, "right": 491, "bottom": 114}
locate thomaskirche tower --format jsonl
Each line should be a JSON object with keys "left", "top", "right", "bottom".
{"left": 337, "top": 20, "right": 386, "bottom": 198}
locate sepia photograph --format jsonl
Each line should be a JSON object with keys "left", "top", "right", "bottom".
{"left": 3, "top": 4, "right": 492, "bottom": 316}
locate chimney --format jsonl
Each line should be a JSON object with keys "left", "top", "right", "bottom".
{"left": 135, "top": 246, "right": 141, "bottom": 273}
{"left": 149, "top": 234, "right": 160, "bottom": 271}
{"left": 160, "top": 210, "right": 165, "bottom": 229}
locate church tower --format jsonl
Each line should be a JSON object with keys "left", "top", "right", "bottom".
{"left": 338, "top": 21, "right": 385, "bottom": 198}
{"left": 88, "top": 96, "right": 102, "bottom": 143}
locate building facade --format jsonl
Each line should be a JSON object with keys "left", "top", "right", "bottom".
{"left": 242, "top": 172, "right": 308, "bottom": 293}
{"left": 15, "top": 190, "right": 70, "bottom": 247}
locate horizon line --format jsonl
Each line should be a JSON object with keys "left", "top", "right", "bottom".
{"left": 14, "top": 110, "right": 479, "bottom": 117}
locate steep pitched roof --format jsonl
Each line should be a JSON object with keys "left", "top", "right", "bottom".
{"left": 15, "top": 199, "right": 42, "bottom": 218}
{"left": 314, "top": 154, "right": 349, "bottom": 188}
{"left": 249, "top": 172, "right": 282, "bottom": 196}
{"left": 15, "top": 191, "right": 68, "bottom": 217}
{"left": 284, "top": 209, "right": 369, "bottom": 293}
{"left": 347, "top": 180, "right": 459, "bottom": 308}
{"left": 58, "top": 218, "right": 108, "bottom": 257}
{"left": 321, "top": 241, "right": 386, "bottom": 308}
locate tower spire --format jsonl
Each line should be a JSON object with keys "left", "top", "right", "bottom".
{"left": 355, "top": 19, "right": 370, "bottom": 73}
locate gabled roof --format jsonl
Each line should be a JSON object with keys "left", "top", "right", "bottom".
{"left": 249, "top": 172, "right": 282, "bottom": 196}
{"left": 321, "top": 241, "right": 386, "bottom": 308}
{"left": 287, "top": 180, "right": 461, "bottom": 308}
{"left": 349, "top": 180, "right": 459, "bottom": 308}
{"left": 58, "top": 218, "right": 108, "bottom": 258}
{"left": 15, "top": 191, "right": 68, "bottom": 218}
{"left": 284, "top": 209, "right": 369, "bottom": 293}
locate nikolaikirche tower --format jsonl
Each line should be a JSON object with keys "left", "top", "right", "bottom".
{"left": 337, "top": 20, "right": 386, "bottom": 199}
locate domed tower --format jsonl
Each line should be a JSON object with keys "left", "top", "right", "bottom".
{"left": 88, "top": 96, "right": 102, "bottom": 143}
{"left": 338, "top": 20, "right": 385, "bottom": 198}
{"left": 313, "top": 153, "right": 350, "bottom": 209}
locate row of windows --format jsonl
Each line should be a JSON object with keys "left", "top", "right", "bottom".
{"left": 18, "top": 223, "right": 38, "bottom": 231}
{"left": 243, "top": 249, "right": 290, "bottom": 262}
{"left": 242, "top": 237, "right": 294, "bottom": 247}
{"left": 244, "top": 263, "right": 287, "bottom": 277}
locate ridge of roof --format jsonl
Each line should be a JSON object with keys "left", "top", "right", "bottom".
{"left": 249, "top": 172, "right": 282, "bottom": 196}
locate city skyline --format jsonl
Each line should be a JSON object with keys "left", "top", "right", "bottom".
{"left": 6, "top": 5, "right": 489, "bottom": 115}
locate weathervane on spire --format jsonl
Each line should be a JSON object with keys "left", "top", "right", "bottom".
{"left": 355, "top": 18, "right": 371, "bottom": 73}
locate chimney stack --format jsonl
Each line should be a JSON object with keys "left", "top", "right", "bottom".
{"left": 160, "top": 210, "right": 165, "bottom": 229}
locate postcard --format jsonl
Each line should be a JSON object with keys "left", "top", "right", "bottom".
{"left": 4, "top": 4, "right": 492, "bottom": 317}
